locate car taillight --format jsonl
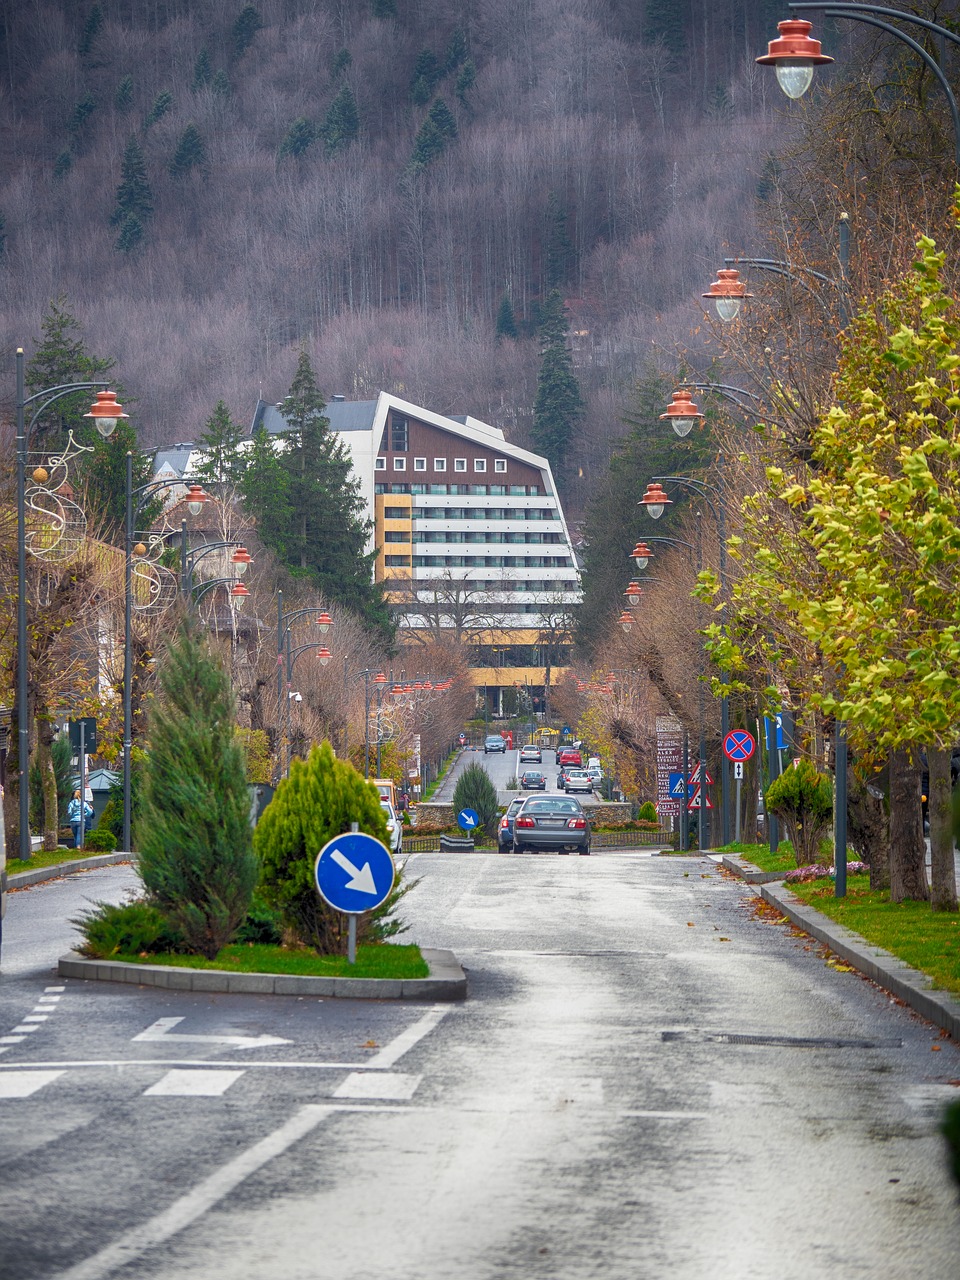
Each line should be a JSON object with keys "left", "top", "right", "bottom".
{"left": 499, "top": 817, "right": 508, "bottom": 828}
{"left": 567, "top": 818, "right": 586, "bottom": 829}
{"left": 516, "top": 816, "right": 535, "bottom": 828}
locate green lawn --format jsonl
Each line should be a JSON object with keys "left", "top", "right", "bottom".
{"left": 7, "top": 846, "right": 123, "bottom": 874}
{"left": 789, "top": 876, "right": 960, "bottom": 995}
{"left": 716, "top": 841, "right": 797, "bottom": 874}
{"left": 110, "top": 942, "right": 430, "bottom": 980}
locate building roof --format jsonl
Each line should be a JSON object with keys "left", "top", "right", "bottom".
{"left": 250, "top": 398, "right": 379, "bottom": 436}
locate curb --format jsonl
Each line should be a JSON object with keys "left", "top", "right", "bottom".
{"left": 57, "top": 946, "right": 467, "bottom": 1002}
{"left": 719, "top": 854, "right": 786, "bottom": 884}
{"left": 8, "top": 852, "right": 135, "bottom": 889}
{"left": 759, "top": 880, "right": 960, "bottom": 1041}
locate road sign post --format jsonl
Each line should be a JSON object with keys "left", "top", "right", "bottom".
{"left": 314, "top": 824, "right": 396, "bottom": 964}
{"left": 457, "top": 808, "right": 480, "bottom": 833}
{"left": 722, "top": 731, "right": 755, "bottom": 846}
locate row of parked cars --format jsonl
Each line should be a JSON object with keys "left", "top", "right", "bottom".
{"left": 517, "top": 743, "right": 603, "bottom": 794}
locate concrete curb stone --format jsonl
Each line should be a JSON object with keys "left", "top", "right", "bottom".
{"left": 57, "top": 945, "right": 467, "bottom": 1001}
{"left": 759, "top": 880, "right": 960, "bottom": 1042}
{"left": 719, "top": 853, "right": 787, "bottom": 884}
{"left": 8, "top": 851, "right": 135, "bottom": 889}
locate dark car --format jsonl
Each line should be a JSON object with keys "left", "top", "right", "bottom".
{"left": 512, "top": 795, "right": 591, "bottom": 855}
{"left": 498, "top": 797, "right": 526, "bottom": 851}
{"left": 484, "top": 734, "right": 507, "bottom": 753}
{"left": 557, "top": 747, "right": 582, "bottom": 767}
{"left": 519, "top": 769, "right": 546, "bottom": 790}
{"left": 519, "top": 744, "right": 542, "bottom": 763}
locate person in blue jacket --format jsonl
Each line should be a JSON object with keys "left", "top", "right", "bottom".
{"left": 66, "top": 790, "right": 93, "bottom": 847}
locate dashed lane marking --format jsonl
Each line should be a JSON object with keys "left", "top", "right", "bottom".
{"left": 334, "top": 1072, "right": 421, "bottom": 1100}
{"left": 0, "top": 1070, "right": 67, "bottom": 1098}
{"left": 143, "top": 1070, "right": 245, "bottom": 1097}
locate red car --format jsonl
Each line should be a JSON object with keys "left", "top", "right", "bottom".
{"left": 557, "top": 748, "right": 582, "bottom": 767}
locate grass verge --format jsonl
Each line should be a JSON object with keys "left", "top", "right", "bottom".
{"left": 8, "top": 846, "right": 124, "bottom": 875}
{"left": 789, "top": 876, "right": 960, "bottom": 995}
{"left": 108, "top": 942, "right": 430, "bottom": 980}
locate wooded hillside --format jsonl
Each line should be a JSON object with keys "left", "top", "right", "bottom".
{"left": 0, "top": 0, "right": 799, "bottom": 510}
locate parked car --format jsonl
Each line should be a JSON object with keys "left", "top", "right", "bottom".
{"left": 586, "top": 765, "right": 604, "bottom": 785}
{"left": 555, "top": 765, "right": 573, "bottom": 790}
{"left": 498, "top": 798, "right": 526, "bottom": 851}
{"left": 519, "top": 744, "right": 542, "bottom": 763}
{"left": 512, "top": 795, "right": 591, "bottom": 855}
{"left": 519, "top": 769, "right": 546, "bottom": 790}
{"left": 484, "top": 734, "right": 507, "bottom": 754}
{"left": 562, "top": 768, "right": 594, "bottom": 794}
{"left": 379, "top": 799, "right": 402, "bottom": 858}
{"left": 557, "top": 747, "right": 582, "bottom": 767}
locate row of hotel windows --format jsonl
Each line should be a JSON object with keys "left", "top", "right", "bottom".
{"left": 470, "top": 645, "right": 574, "bottom": 666}
{"left": 402, "top": 603, "right": 574, "bottom": 617}
{"left": 384, "top": 531, "right": 566, "bottom": 545}
{"left": 375, "top": 483, "right": 545, "bottom": 497}
{"left": 411, "top": 507, "right": 558, "bottom": 521}
{"left": 376, "top": 456, "right": 507, "bottom": 474}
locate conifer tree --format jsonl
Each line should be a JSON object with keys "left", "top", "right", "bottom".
{"left": 410, "top": 50, "right": 441, "bottom": 105}
{"left": 138, "top": 626, "right": 257, "bottom": 959}
{"left": 78, "top": 5, "right": 104, "bottom": 60}
{"left": 111, "top": 137, "right": 153, "bottom": 227}
{"left": 143, "top": 90, "right": 172, "bottom": 129}
{"left": 85, "top": 419, "right": 161, "bottom": 543}
{"left": 320, "top": 87, "right": 359, "bottom": 155}
{"left": 114, "top": 214, "right": 144, "bottom": 254}
{"left": 114, "top": 75, "right": 133, "bottom": 112}
{"left": 371, "top": 0, "right": 396, "bottom": 16}
{"left": 455, "top": 59, "right": 476, "bottom": 110}
{"left": 26, "top": 297, "right": 115, "bottom": 445}
{"left": 169, "top": 124, "right": 207, "bottom": 178}
{"left": 495, "top": 293, "right": 518, "bottom": 340}
{"left": 211, "top": 70, "right": 232, "bottom": 97}
{"left": 330, "top": 48, "right": 351, "bottom": 80}
{"left": 531, "top": 289, "right": 583, "bottom": 484}
{"left": 53, "top": 151, "right": 73, "bottom": 180}
{"left": 544, "top": 192, "right": 576, "bottom": 289}
{"left": 232, "top": 4, "right": 263, "bottom": 60}
{"left": 279, "top": 117, "right": 317, "bottom": 161}
{"left": 444, "top": 29, "right": 468, "bottom": 75}
{"left": 241, "top": 424, "right": 293, "bottom": 560}
{"left": 409, "top": 98, "right": 458, "bottom": 170}
{"left": 452, "top": 762, "right": 499, "bottom": 839}
{"left": 67, "top": 94, "right": 97, "bottom": 144}
{"left": 0, "top": 212, "right": 6, "bottom": 257}
{"left": 192, "top": 48, "right": 212, "bottom": 91}
{"left": 193, "top": 400, "right": 247, "bottom": 487}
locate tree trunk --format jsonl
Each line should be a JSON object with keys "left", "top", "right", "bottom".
{"left": 847, "top": 754, "right": 890, "bottom": 891}
{"left": 928, "top": 746, "right": 957, "bottom": 913}
{"left": 36, "top": 715, "right": 59, "bottom": 852}
{"left": 889, "top": 748, "right": 928, "bottom": 903}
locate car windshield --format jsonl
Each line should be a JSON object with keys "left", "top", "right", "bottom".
{"left": 522, "top": 771, "right": 543, "bottom": 780}
{"left": 523, "top": 799, "right": 581, "bottom": 814}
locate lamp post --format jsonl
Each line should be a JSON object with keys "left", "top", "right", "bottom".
{"left": 283, "top": 635, "right": 331, "bottom": 774}
{"left": 275, "top": 590, "right": 332, "bottom": 779}
{"left": 758, "top": 8, "right": 960, "bottom": 167}
{"left": 14, "top": 351, "right": 121, "bottom": 860}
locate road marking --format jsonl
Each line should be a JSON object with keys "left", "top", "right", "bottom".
{"left": 133, "top": 1017, "right": 292, "bottom": 1050}
{"left": 619, "top": 1110, "right": 708, "bottom": 1119}
{"left": 0, "top": 1070, "right": 66, "bottom": 1098}
{"left": 11, "top": 1024, "right": 39, "bottom": 1034}
{"left": 48, "top": 1104, "right": 336, "bottom": 1280}
{"left": 144, "top": 1070, "right": 245, "bottom": 1097}
{"left": 334, "top": 1072, "right": 421, "bottom": 1100}
{"left": 24, "top": 1014, "right": 49, "bottom": 1022}
{"left": 0, "top": 1058, "right": 377, "bottom": 1071}
{"left": 44, "top": 986, "right": 66, "bottom": 993}
{"left": 37, "top": 996, "right": 61, "bottom": 1004}
{"left": 364, "top": 1005, "right": 451, "bottom": 1070}
{"left": 0, "top": 1036, "right": 27, "bottom": 1045}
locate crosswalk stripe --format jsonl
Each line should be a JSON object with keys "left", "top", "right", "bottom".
{"left": 143, "top": 1069, "right": 245, "bottom": 1097}
{"left": 0, "top": 1071, "right": 67, "bottom": 1097}
{"left": 334, "top": 1072, "right": 421, "bottom": 1100}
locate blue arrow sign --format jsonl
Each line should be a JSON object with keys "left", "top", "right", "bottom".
{"left": 457, "top": 807, "right": 480, "bottom": 831}
{"left": 668, "top": 772, "right": 686, "bottom": 798}
{"left": 314, "top": 831, "right": 395, "bottom": 914}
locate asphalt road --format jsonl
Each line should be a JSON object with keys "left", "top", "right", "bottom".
{"left": 439, "top": 743, "right": 600, "bottom": 807}
{"left": 1, "top": 853, "right": 958, "bottom": 1279}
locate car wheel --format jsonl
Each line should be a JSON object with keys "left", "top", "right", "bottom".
{"left": 512, "top": 843, "right": 524, "bottom": 855}
{"left": 581, "top": 845, "right": 591, "bottom": 855}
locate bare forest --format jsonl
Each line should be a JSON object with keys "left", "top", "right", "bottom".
{"left": 0, "top": 0, "right": 792, "bottom": 515}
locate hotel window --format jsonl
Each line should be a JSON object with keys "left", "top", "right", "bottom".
{"left": 393, "top": 457, "right": 406, "bottom": 471}
{"left": 434, "top": 457, "right": 447, "bottom": 471}
{"left": 390, "top": 415, "right": 408, "bottom": 452}
{"left": 384, "top": 554, "right": 411, "bottom": 567}
{"left": 454, "top": 458, "right": 467, "bottom": 472}
{"left": 414, "top": 457, "right": 427, "bottom": 471}
{"left": 384, "top": 506, "right": 408, "bottom": 518}
{"left": 375, "top": 457, "right": 386, "bottom": 471}
{"left": 384, "top": 531, "right": 407, "bottom": 542}
{"left": 494, "top": 459, "right": 507, "bottom": 473}
{"left": 474, "top": 458, "right": 487, "bottom": 473}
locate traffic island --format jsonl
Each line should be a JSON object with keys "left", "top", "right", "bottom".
{"left": 57, "top": 947, "right": 467, "bottom": 1000}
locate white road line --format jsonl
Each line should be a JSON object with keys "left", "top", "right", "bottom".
{"left": 619, "top": 1110, "right": 708, "bottom": 1119}
{"left": 364, "top": 1005, "right": 451, "bottom": 1070}
{"left": 37, "top": 996, "right": 61, "bottom": 1004}
{"left": 143, "top": 1070, "right": 245, "bottom": 1097}
{"left": 44, "top": 986, "right": 66, "bottom": 993}
{"left": 0, "top": 1036, "right": 26, "bottom": 1045}
{"left": 0, "top": 1058, "right": 374, "bottom": 1071}
{"left": 24, "top": 1014, "right": 49, "bottom": 1022}
{"left": 334, "top": 1072, "right": 421, "bottom": 1100}
{"left": 11, "top": 1024, "right": 39, "bottom": 1034}
{"left": 0, "top": 1070, "right": 66, "bottom": 1098}
{"left": 48, "top": 1105, "right": 336, "bottom": 1280}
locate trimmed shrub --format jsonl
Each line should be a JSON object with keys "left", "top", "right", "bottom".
{"left": 82, "top": 827, "right": 118, "bottom": 853}
{"left": 137, "top": 626, "right": 257, "bottom": 959}
{"left": 638, "top": 801, "right": 657, "bottom": 823}
{"left": 765, "top": 759, "right": 834, "bottom": 867}
{"left": 72, "top": 899, "right": 184, "bottom": 957}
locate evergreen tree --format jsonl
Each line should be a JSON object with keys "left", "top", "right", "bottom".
{"left": 240, "top": 425, "right": 294, "bottom": 560}
{"left": 444, "top": 28, "right": 468, "bottom": 75}
{"left": 495, "top": 293, "right": 518, "bottom": 340}
{"left": 26, "top": 297, "right": 115, "bottom": 446}
{"left": 330, "top": 48, "right": 352, "bottom": 80}
{"left": 169, "top": 124, "right": 207, "bottom": 179}
{"left": 53, "top": 150, "right": 73, "bottom": 180}
{"left": 544, "top": 192, "right": 575, "bottom": 289}
{"left": 67, "top": 94, "right": 97, "bottom": 142}
{"left": 232, "top": 4, "right": 263, "bottom": 60}
{"left": 138, "top": 626, "right": 257, "bottom": 960}
{"left": 254, "top": 741, "right": 389, "bottom": 954}
{"left": 192, "top": 48, "right": 212, "bottom": 91}
{"left": 114, "top": 212, "right": 144, "bottom": 255}
{"left": 642, "top": 0, "right": 686, "bottom": 58}
{"left": 114, "top": 75, "right": 134, "bottom": 113}
{"left": 211, "top": 69, "right": 232, "bottom": 97}
{"left": 0, "top": 212, "right": 6, "bottom": 257}
{"left": 143, "top": 90, "right": 173, "bottom": 129}
{"left": 409, "top": 98, "right": 458, "bottom": 169}
{"left": 320, "top": 87, "right": 359, "bottom": 155}
{"left": 410, "top": 49, "right": 441, "bottom": 105}
{"left": 278, "top": 117, "right": 317, "bottom": 160}
{"left": 371, "top": 0, "right": 397, "bottom": 16}
{"left": 452, "top": 762, "right": 500, "bottom": 840}
{"left": 531, "top": 290, "right": 583, "bottom": 483}
{"left": 84, "top": 418, "right": 160, "bottom": 543}
{"left": 193, "top": 399, "right": 247, "bottom": 487}
{"left": 78, "top": 5, "right": 104, "bottom": 60}
{"left": 111, "top": 137, "right": 153, "bottom": 227}
{"left": 455, "top": 59, "right": 476, "bottom": 110}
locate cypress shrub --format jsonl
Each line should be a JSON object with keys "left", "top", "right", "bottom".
{"left": 137, "top": 626, "right": 257, "bottom": 959}
{"left": 765, "top": 759, "right": 833, "bottom": 867}
{"left": 452, "top": 762, "right": 499, "bottom": 839}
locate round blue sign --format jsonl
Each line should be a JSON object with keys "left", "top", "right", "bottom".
{"left": 457, "top": 808, "right": 480, "bottom": 831}
{"left": 314, "top": 831, "right": 396, "bottom": 914}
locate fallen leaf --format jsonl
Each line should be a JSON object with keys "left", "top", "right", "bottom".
{"left": 719, "top": 937, "right": 731, "bottom": 942}
{"left": 364, "top": 1040, "right": 379, "bottom": 1048}
{"left": 687, "top": 922, "right": 695, "bottom": 927}
{"left": 932, "top": 1044, "right": 942, "bottom": 1052}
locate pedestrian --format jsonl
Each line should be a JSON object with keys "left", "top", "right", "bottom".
{"left": 66, "top": 790, "right": 93, "bottom": 847}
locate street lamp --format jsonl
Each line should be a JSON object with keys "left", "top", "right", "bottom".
{"left": 14, "top": 349, "right": 120, "bottom": 860}
{"left": 638, "top": 482, "right": 673, "bottom": 520}
{"left": 275, "top": 590, "right": 335, "bottom": 780}
{"left": 702, "top": 269, "right": 753, "bottom": 322}
{"left": 282, "top": 636, "right": 332, "bottom": 774}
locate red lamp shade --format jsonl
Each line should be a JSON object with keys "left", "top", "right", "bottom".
{"left": 703, "top": 269, "right": 752, "bottom": 322}
{"left": 84, "top": 390, "right": 128, "bottom": 439}
{"left": 660, "top": 389, "right": 705, "bottom": 437}
{"left": 639, "top": 483, "right": 673, "bottom": 520}
{"left": 756, "top": 19, "right": 833, "bottom": 100}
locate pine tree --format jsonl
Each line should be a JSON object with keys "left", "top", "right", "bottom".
{"left": 232, "top": 4, "right": 263, "bottom": 60}
{"left": 544, "top": 192, "right": 575, "bottom": 289}
{"left": 409, "top": 98, "right": 458, "bottom": 169}
{"left": 495, "top": 293, "right": 518, "bottom": 340}
{"left": 330, "top": 48, "right": 351, "bottom": 80}
{"left": 371, "top": 0, "right": 396, "bottom": 16}
{"left": 169, "top": 124, "right": 207, "bottom": 179}
{"left": 642, "top": 0, "right": 686, "bottom": 58}
{"left": 211, "top": 70, "right": 232, "bottom": 97}
{"left": 452, "top": 762, "right": 500, "bottom": 839}
{"left": 114, "top": 213, "right": 144, "bottom": 254}
{"left": 143, "top": 91, "right": 173, "bottom": 129}
{"left": 53, "top": 150, "right": 73, "bottom": 180}
{"left": 444, "top": 28, "right": 468, "bottom": 75}
{"left": 84, "top": 418, "right": 161, "bottom": 543}
{"left": 138, "top": 626, "right": 257, "bottom": 960}
{"left": 193, "top": 400, "right": 247, "bottom": 487}
{"left": 78, "top": 5, "right": 104, "bottom": 60}
{"left": 114, "top": 75, "right": 134, "bottom": 112}
{"left": 111, "top": 137, "right": 153, "bottom": 227}
{"left": 455, "top": 59, "right": 476, "bottom": 110}
{"left": 0, "top": 212, "right": 6, "bottom": 257}
{"left": 26, "top": 297, "right": 115, "bottom": 446}
{"left": 410, "top": 49, "right": 441, "bottom": 105}
{"left": 67, "top": 94, "right": 97, "bottom": 142}
{"left": 254, "top": 741, "right": 389, "bottom": 954}
{"left": 320, "top": 87, "right": 359, "bottom": 155}
{"left": 192, "top": 48, "right": 212, "bottom": 91}
{"left": 531, "top": 290, "right": 583, "bottom": 482}
{"left": 278, "top": 118, "right": 317, "bottom": 160}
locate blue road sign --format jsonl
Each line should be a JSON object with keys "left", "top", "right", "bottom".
{"left": 457, "top": 807, "right": 480, "bottom": 831}
{"left": 723, "top": 730, "right": 756, "bottom": 763}
{"left": 562, "top": 726, "right": 571, "bottom": 735}
{"left": 314, "top": 831, "right": 396, "bottom": 914}
{"left": 668, "top": 772, "right": 686, "bottom": 798}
